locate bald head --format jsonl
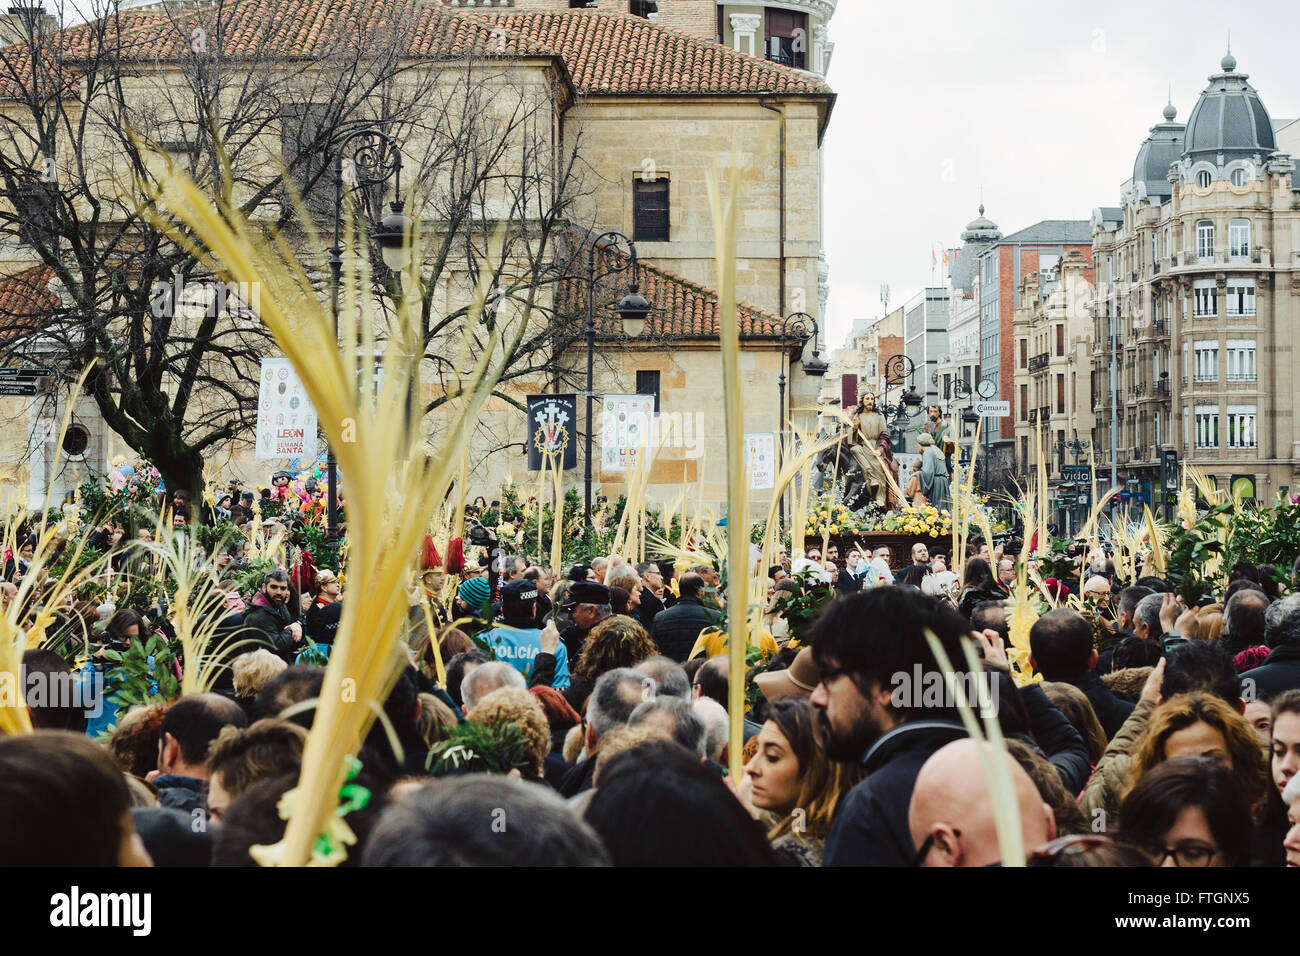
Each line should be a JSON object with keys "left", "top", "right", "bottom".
{"left": 908, "top": 739, "right": 1054, "bottom": 867}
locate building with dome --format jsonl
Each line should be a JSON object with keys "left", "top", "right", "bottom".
{"left": 1090, "top": 49, "right": 1300, "bottom": 514}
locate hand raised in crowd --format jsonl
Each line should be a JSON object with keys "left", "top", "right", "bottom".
{"left": 540, "top": 619, "right": 560, "bottom": 655}
{"left": 1140, "top": 656, "right": 1166, "bottom": 704}
{"left": 1158, "top": 592, "right": 1181, "bottom": 634}
{"left": 972, "top": 628, "right": 1009, "bottom": 671}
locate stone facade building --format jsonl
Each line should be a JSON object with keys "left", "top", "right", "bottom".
{"left": 1090, "top": 50, "right": 1300, "bottom": 511}
{"left": 0, "top": 3, "right": 837, "bottom": 517}
{"left": 1012, "top": 250, "right": 1095, "bottom": 532}
{"left": 975, "top": 218, "right": 1092, "bottom": 492}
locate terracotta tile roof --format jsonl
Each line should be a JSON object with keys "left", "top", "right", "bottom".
{"left": 577, "top": 256, "right": 781, "bottom": 341}
{"left": 0, "top": 264, "right": 59, "bottom": 340}
{"left": 462, "top": 8, "right": 832, "bottom": 96}
{"left": 1, "top": 3, "right": 829, "bottom": 100}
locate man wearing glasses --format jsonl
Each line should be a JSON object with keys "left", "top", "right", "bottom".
{"left": 810, "top": 587, "right": 974, "bottom": 866}
{"left": 907, "top": 739, "right": 1055, "bottom": 867}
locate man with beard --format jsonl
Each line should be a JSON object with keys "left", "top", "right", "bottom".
{"left": 810, "top": 587, "right": 973, "bottom": 866}
{"left": 847, "top": 392, "right": 898, "bottom": 511}
{"left": 243, "top": 570, "right": 303, "bottom": 662}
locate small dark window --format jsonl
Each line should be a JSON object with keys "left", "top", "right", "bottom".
{"left": 634, "top": 178, "right": 669, "bottom": 242}
{"left": 629, "top": 1, "right": 657, "bottom": 17}
{"left": 765, "top": 9, "right": 807, "bottom": 69}
{"left": 1055, "top": 324, "right": 1065, "bottom": 356}
{"left": 636, "top": 369, "right": 660, "bottom": 412}
{"left": 62, "top": 423, "right": 90, "bottom": 458}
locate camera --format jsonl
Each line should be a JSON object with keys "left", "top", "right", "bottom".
{"left": 467, "top": 523, "right": 493, "bottom": 548}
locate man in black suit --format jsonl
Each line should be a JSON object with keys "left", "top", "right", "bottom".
{"left": 835, "top": 548, "right": 868, "bottom": 595}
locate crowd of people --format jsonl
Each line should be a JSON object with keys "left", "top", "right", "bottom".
{"left": 4, "top": 493, "right": 1300, "bottom": 869}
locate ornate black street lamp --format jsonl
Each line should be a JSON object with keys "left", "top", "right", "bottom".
{"left": 326, "top": 128, "right": 411, "bottom": 546}
{"left": 776, "top": 311, "right": 827, "bottom": 528}
{"left": 584, "top": 232, "right": 651, "bottom": 526}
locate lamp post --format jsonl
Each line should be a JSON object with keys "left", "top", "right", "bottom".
{"left": 776, "top": 311, "right": 827, "bottom": 529}
{"left": 584, "top": 232, "right": 652, "bottom": 528}
{"left": 876, "top": 354, "right": 924, "bottom": 451}
{"left": 934, "top": 373, "right": 996, "bottom": 493}
{"left": 326, "top": 128, "right": 411, "bottom": 547}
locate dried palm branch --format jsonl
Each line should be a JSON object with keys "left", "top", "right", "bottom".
{"left": 705, "top": 159, "right": 753, "bottom": 781}
{"left": 924, "top": 631, "right": 1026, "bottom": 867}
{"left": 145, "top": 149, "right": 506, "bottom": 866}
{"left": 148, "top": 523, "right": 254, "bottom": 695}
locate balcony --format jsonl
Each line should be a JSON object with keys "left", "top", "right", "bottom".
{"left": 1155, "top": 379, "right": 1169, "bottom": 397}
{"left": 1039, "top": 405, "right": 1051, "bottom": 421}
{"left": 1028, "top": 408, "right": 1038, "bottom": 424}
{"left": 1153, "top": 318, "right": 1166, "bottom": 337}
{"left": 1028, "top": 352, "right": 1050, "bottom": 372}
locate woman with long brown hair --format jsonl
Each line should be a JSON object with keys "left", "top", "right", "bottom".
{"left": 1126, "top": 692, "right": 1270, "bottom": 811}
{"left": 741, "top": 695, "right": 863, "bottom": 866}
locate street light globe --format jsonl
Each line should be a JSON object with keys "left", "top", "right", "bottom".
{"left": 374, "top": 208, "right": 413, "bottom": 270}
{"left": 615, "top": 287, "right": 652, "bottom": 337}
{"left": 802, "top": 352, "right": 829, "bottom": 377}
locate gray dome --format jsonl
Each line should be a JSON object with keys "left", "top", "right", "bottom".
{"left": 1183, "top": 53, "right": 1275, "bottom": 164}
{"left": 960, "top": 204, "right": 1001, "bottom": 243}
{"left": 1132, "top": 100, "right": 1185, "bottom": 201}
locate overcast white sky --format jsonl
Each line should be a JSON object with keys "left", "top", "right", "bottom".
{"left": 820, "top": 0, "right": 1300, "bottom": 349}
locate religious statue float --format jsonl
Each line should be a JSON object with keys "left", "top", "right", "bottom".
{"left": 805, "top": 390, "right": 950, "bottom": 568}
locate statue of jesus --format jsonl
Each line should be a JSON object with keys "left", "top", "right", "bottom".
{"left": 847, "top": 392, "right": 897, "bottom": 511}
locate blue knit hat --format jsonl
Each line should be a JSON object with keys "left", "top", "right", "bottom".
{"left": 457, "top": 576, "right": 491, "bottom": 609}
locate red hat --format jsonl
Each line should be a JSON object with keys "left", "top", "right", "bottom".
{"left": 445, "top": 537, "right": 465, "bottom": 575}
{"left": 420, "top": 533, "right": 442, "bottom": 571}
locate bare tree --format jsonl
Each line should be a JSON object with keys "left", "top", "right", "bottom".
{"left": 0, "top": 0, "right": 602, "bottom": 491}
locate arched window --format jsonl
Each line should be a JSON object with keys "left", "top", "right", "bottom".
{"left": 1196, "top": 220, "right": 1214, "bottom": 261}
{"left": 1229, "top": 167, "right": 1247, "bottom": 187}
{"left": 1196, "top": 170, "right": 1212, "bottom": 189}
{"left": 1228, "top": 219, "right": 1251, "bottom": 260}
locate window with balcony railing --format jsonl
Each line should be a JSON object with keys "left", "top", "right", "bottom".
{"left": 1193, "top": 282, "right": 1217, "bottom": 317}
{"left": 1197, "top": 220, "right": 1215, "bottom": 261}
{"left": 1229, "top": 219, "right": 1250, "bottom": 260}
{"left": 1194, "top": 342, "right": 1218, "bottom": 382}
{"left": 1227, "top": 405, "right": 1257, "bottom": 449}
{"left": 1195, "top": 406, "right": 1219, "bottom": 448}
{"left": 1226, "top": 341, "right": 1256, "bottom": 382}
{"left": 1226, "top": 280, "right": 1255, "bottom": 317}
